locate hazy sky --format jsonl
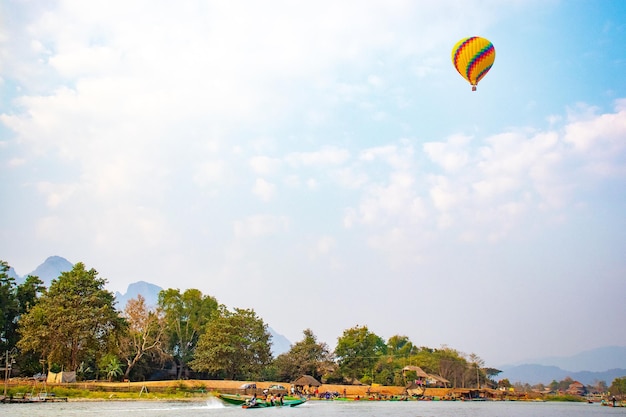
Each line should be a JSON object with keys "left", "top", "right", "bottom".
{"left": 2, "top": 0, "right": 625, "bottom": 367}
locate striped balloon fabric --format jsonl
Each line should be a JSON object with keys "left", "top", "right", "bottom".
{"left": 451, "top": 37, "right": 495, "bottom": 91}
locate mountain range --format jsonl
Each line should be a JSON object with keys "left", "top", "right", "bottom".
{"left": 8, "top": 256, "right": 626, "bottom": 383}
{"left": 497, "top": 364, "right": 626, "bottom": 386}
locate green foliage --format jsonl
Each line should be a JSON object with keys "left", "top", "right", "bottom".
{"left": 190, "top": 307, "right": 271, "bottom": 380}
{"left": 484, "top": 367, "right": 502, "bottom": 380}
{"left": 1, "top": 261, "right": 45, "bottom": 357}
{"left": 274, "top": 329, "right": 334, "bottom": 382}
{"left": 430, "top": 347, "right": 469, "bottom": 387}
{"left": 77, "top": 361, "right": 95, "bottom": 381}
{"left": 373, "top": 358, "right": 400, "bottom": 386}
{"left": 158, "top": 288, "right": 218, "bottom": 378}
{"left": 387, "top": 335, "right": 416, "bottom": 357}
{"left": 1, "top": 260, "right": 19, "bottom": 352}
{"left": 17, "top": 262, "right": 121, "bottom": 371}
{"left": 100, "top": 354, "right": 124, "bottom": 381}
{"left": 610, "top": 376, "right": 626, "bottom": 398}
{"left": 498, "top": 378, "right": 512, "bottom": 388}
{"left": 555, "top": 376, "right": 575, "bottom": 391}
{"left": 545, "top": 394, "right": 586, "bottom": 402}
{"left": 335, "top": 325, "right": 385, "bottom": 381}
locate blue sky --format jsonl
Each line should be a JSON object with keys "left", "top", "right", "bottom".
{"left": 1, "top": 0, "right": 625, "bottom": 367}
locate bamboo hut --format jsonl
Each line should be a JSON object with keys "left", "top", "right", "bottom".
{"left": 291, "top": 375, "right": 321, "bottom": 394}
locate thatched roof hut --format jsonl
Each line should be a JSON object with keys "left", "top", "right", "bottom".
{"left": 427, "top": 373, "right": 450, "bottom": 387}
{"left": 292, "top": 375, "right": 321, "bottom": 387}
{"left": 402, "top": 366, "right": 429, "bottom": 378}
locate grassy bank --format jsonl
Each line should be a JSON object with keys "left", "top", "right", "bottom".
{"left": 3, "top": 380, "right": 213, "bottom": 401}
{"left": 543, "top": 394, "right": 586, "bottom": 402}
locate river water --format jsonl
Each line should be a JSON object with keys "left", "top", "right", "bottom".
{"left": 1, "top": 398, "right": 624, "bottom": 417}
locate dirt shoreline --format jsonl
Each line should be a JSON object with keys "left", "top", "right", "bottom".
{"left": 6, "top": 378, "right": 460, "bottom": 402}
{"left": 59, "top": 379, "right": 449, "bottom": 399}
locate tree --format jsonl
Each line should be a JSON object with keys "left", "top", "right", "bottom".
{"left": 158, "top": 288, "right": 218, "bottom": 379}
{"left": 119, "top": 295, "right": 168, "bottom": 380}
{"left": 558, "top": 376, "right": 574, "bottom": 391}
{"left": 100, "top": 354, "right": 124, "bottom": 382}
{"left": 593, "top": 379, "right": 608, "bottom": 394}
{"left": 0, "top": 260, "right": 18, "bottom": 353}
{"left": 549, "top": 379, "right": 559, "bottom": 392}
{"left": 18, "top": 262, "right": 121, "bottom": 371}
{"left": 468, "top": 353, "right": 485, "bottom": 388}
{"left": 274, "top": 328, "right": 334, "bottom": 382}
{"left": 14, "top": 275, "right": 46, "bottom": 375}
{"left": 334, "top": 325, "right": 386, "bottom": 382}
{"left": 609, "top": 377, "right": 626, "bottom": 399}
{"left": 0, "top": 261, "right": 45, "bottom": 375}
{"left": 16, "top": 275, "right": 46, "bottom": 313}
{"left": 191, "top": 307, "right": 272, "bottom": 380}
{"left": 387, "top": 335, "right": 416, "bottom": 358}
{"left": 483, "top": 367, "right": 502, "bottom": 388}
{"left": 498, "top": 378, "right": 512, "bottom": 389}
{"left": 432, "top": 347, "right": 468, "bottom": 388}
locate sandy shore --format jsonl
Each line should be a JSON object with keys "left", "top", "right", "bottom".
{"left": 83, "top": 379, "right": 449, "bottom": 398}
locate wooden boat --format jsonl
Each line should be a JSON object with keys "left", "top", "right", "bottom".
{"left": 242, "top": 398, "right": 306, "bottom": 408}
{"left": 217, "top": 393, "right": 252, "bottom": 405}
{"left": 1, "top": 393, "right": 68, "bottom": 403}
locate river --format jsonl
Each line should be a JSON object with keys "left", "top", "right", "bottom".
{"left": 1, "top": 398, "right": 624, "bottom": 417}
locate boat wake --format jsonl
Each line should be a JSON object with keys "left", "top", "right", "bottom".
{"left": 204, "top": 397, "right": 227, "bottom": 409}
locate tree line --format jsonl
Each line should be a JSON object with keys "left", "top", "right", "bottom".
{"left": 4, "top": 259, "right": 622, "bottom": 394}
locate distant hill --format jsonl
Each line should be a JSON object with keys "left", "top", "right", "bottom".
{"left": 509, "top": 346, "right": 626, "bottom": 372}
{"left": 114, "top": 280, "right": 163, "bottom": 310}
{"left": 497, "top": 345, "right": 626, "bottom": 385}
{"left": 11, "top": 255, "right": 73, "bottom": 286}
{"left": 498, "top": 364, "right": 626, "bottom": 386}
{"left": 269, "top": 328, "right": 292, "bottom": 355}
{"left": 7, "top": 266, "right": 20, "bottom": 281}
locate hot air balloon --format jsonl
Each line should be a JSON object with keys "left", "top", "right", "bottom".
{"left": 451, "top": 36, "right": 495, "bottom": 91}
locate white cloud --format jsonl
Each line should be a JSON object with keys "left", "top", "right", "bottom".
{"left": 308, "top": 235, "right": 336, "bottom": 259}
{"left": 36, "top": 181, "right": 77, "bottom": 208}
{"left": 334, "top": 167, "right": 369, "bottom": 189}
{"left": 563, "top": 102, "right": 626, "bottom": 177}
{"left": 342, "top": 101, "right": 626, "bottom": 252}
{"left": 306, "top": 178, "right": 319, "bottom": 189}
{"left": 7, "top": 157, "right": 26, "bottom": 167}
{"left": 423, "top": 134, "right": 471, "bottom": 172}
{"left": 233, "top": 214, "right": 289, "bottom": 239}
{"left": 253, "top": 178, "right": 276, "bottom": 201}
{"left": 193, "top": 160, "right": 227, "bottom": 187}
{"left": 249, "top": 156, "right": 280, "bottom": 176}
{"left": 429, "top": 175, "right": 465, "bottom": 213}
{"left": 285, "top": 147, "right": 351, "bottom": 167}
{"left": 358, "top": 143, "right": 414, "bottom": 171}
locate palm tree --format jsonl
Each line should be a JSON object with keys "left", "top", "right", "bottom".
{"left": 105, "top": 357, "right": 124, "bottom": 382}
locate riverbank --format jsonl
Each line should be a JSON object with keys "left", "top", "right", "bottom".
{"left": 3, "top": 378, "right": 436, "bottom": 399}
{"left": 1, "top": 378, "right": 568, "bottom": 402}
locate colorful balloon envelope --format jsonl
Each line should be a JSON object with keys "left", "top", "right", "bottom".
{"left": 451, "top": 37, "right": 495, "bottom": 91}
